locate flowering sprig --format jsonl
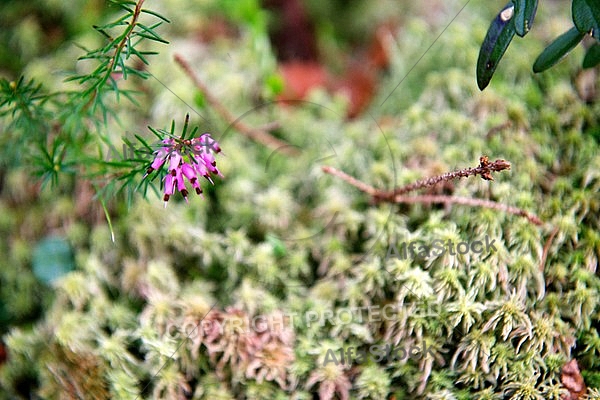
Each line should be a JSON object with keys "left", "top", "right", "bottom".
{"left": 144, "top": 114, "right": 223, "bottom": 206}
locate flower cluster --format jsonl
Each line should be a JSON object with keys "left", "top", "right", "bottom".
{"left": 145, "top": 133, "right": 222, "bottom": 206}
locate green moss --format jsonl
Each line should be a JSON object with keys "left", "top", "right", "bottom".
{"left": 2, "top": 0, "right": 600, "bottom": 399}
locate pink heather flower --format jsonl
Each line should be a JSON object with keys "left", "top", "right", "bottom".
{"left": 181, "top": 163, "right": 196, "bottom": 181}
{"left": 192, "top": 134, "right": 222, "bottom": 155}
{"left": 163, "top": 173, "right": 175, "bottom": 206}
{"left": 168, "top": 152, "right": 182, "bottom": 172}
{"left": 175, "top": 169, "right": 188, "bottom": 202}
{"left": 192, "top": 155, "right": 210, "bottom": 178}
{"left": 144, "top": 139, "right": 173, "bottom": 177}
{"left": 145, "top": 132, "right": 222, "bottom": 206}
{"left": 148, "top": 153, "right": 166, "bottom": 172}
{"left": 181, "top": 163, "right": 203, "bottom": 195}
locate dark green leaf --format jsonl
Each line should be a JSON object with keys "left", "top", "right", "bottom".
{"left": 147, "top": 126, "right": 164, "bottom": 141}
{"left": 533, "top": 27, "right": 585, "bottom": 73}
{"left": 130, "top": 48, "right": 150, "bottom": 65}
{"left": 181, "top": 113, "right": 190, "bottom": 139}
{"left": 133, "top": 134, "right": 153, "bottom": 151}
{"left": 102, "top": 14, "right": 131, "bottom": 29}
{"left": 583, "top": 42, "right": 600, "bottom": 68}
{"left": 134, "top": 31, "right": 169, "bottom": 44}
{"left": 115, "top": 89, "right": 139, "bottom": 107}
{"left": 514, "top": 0, "right": 538, "bottom": 37}
{"left": 141, "top": 8, "right": 171, "bottom": 23}
{"left": 123, "top": 66, "right": 149, "bottom": 80}
{"left": 572, "top": 0, "right": 600, "bottom": 39}
{"left": 477, "top": 3, "right": 517, "bottom": 90}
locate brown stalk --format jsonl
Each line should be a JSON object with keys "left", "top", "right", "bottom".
{"left": 540, "top": 226, "right": 560, "bottom": 271}
{"left": 322, "top": 156, "right": 542, "bottom": 226}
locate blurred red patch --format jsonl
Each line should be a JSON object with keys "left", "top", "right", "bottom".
{"left": 0, "top": 342, "right": 6, "bottom": 365}
{"left": 267, "top": 0, "right": 395, "bottom": 118}
{"left": 561, "top": 359, "right": 586, "bottom": 400}
{"left": 275, "top": 23, "right": 394, "bottom": 118}
{"left": 278, "top": 62, "right": 329, "bottom": 101}
{"left": 331, "top": 64, "right": 377, "bottom": 118}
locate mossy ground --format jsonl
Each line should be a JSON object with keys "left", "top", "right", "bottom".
{"left": 1, "top": 1, "right": 599, "bottom": 399}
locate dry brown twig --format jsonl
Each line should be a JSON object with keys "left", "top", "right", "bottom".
{"left": 322, "top": 156, "right": 543, "bottom": 225}
{"left": 540, "top": 226, "right": 560, "bottom": 271}
{"left": 486, "top": 120, "right": 513, "bottom": 139}
{"left": 174, "top": 54, "right": 299, "bottom": 156}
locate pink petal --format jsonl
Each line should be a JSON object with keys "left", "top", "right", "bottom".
{"left": 163, "top": 173, "right": 175, "bottom": 206}
{"left": 176, "top": 168, "right": 188, "bottom": 201}
{"left": 181, "top": 162, "right": 197, "bottom": 182}
{"left": 169, "top": 152, "right": 182, "bottom": 172}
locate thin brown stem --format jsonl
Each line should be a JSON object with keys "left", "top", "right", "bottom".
{"left": 376, "top": 156, "right": 511, "bottom": 201}
{"left": 174, "top": 54, "right": 299, "bottom": 156}
{"left": 106, "top": 0, "right": 145, "bottom": 74}
{"left": 392, "top": 194, "right": 542, "bottom": 225}
{"left": 486, "top": 120, "right": 513, "bottom": 140}
{"left": 321, "top": 157, "right": 543, "bottom": 226}
{"left": 83, "top": 0, "right": 146, "bottom": 109}
{"left": 321, "top": 166, "right": 378, "bottom": 196}
{"left": 540, "top": 226, "right": 560, "bottom": 271}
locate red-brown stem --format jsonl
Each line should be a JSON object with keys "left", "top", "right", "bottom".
{"left": 375, "top": 156, "right": 511, "bottom": 201}
{"left": 392, "top": 194, "right": 542, "bottom": 225}
{"left": 321, "top": 158, "right": 542, "bottom": 226}
{"left": 321, "top": 166, "right": 378, "bottom": 196}
{"left": 540, "top": 226, "right": 560, "bottom": 271}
